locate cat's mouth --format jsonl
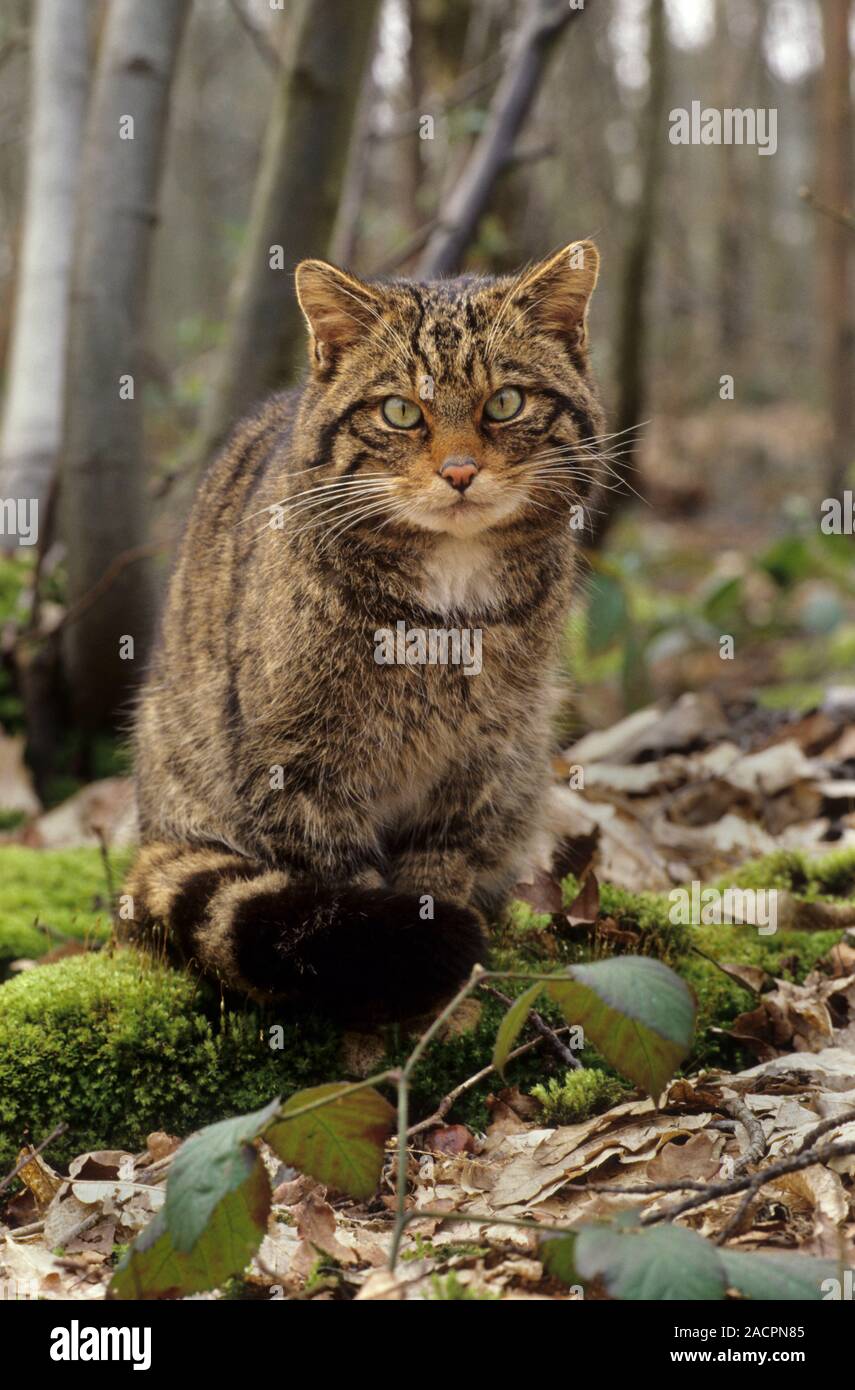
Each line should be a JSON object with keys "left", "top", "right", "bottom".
{"left": 410, "top": 486, "right": 523, "bottom": 536}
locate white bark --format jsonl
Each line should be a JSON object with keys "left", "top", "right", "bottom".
{"left": 0, "top": 0, "right": 90, "bottom": 534}
{"left": 60, "top": 0, "right": 191, "bottom": 727}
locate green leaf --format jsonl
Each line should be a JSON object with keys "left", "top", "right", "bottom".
{"left": 759, "top": 536, "right": 812, "bottom": 588}
{"left": 546, "top": 956, "right": 695, "bottom": 1097}
{"left": 544, "top": 1223, "right": 842, "bottom": 1303}
{"left": 109, "top": 1150, "right": 271, "bottom": 1300}
{"left": 571, "top": 1223, "right": 726, "bottom": 1301}
{"left": 720, "top": 1249, "right": 840, "bottom": 1301}
{"left": 586, "top": 572, "right": 629, "bottom": 654}
{"left": 492, "top": 983, "right": 544, "bottom": 1077}
{"left": 620, "top": 628, "right": 651, "bottom": 711}
{"left": 702, "top": 575, "right": 743, "bottom": 627}
{"left": 540, "top": 1232, "right": 580, "bottom": 1285}
{"left": 265, "top": 1083, "right": 395, "bottom": 1200}
{"left": 165, "top": 1096, "right": 280, "bottom": 1253}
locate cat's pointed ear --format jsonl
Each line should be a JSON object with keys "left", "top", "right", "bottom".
{"left": 512, "top": 240, "right": 599, "bottom": 349}
{"left": 295, "top": 259, "right": 381, "bottom": 372}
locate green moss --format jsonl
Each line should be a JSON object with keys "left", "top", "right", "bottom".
{"left": 585, "top": 879, "right": 689, "bottom": 963}
{"left": 0, "top": 950, "right": 342, "bottom": 1171}
{"left": 0, "top": 553, "right": 32, "bottom": 621}
{"left": 0, "top": 847, "right": 133, "bottom": 978}
{"left": 1, "top": 843, "right": 850, "bottom": 1168}
{"left": 530, "top": 1069, "right": 627, "bottom": 1125}
{"left": 0, "top": 921, "right": 53, "bottom": 972}
{"left": 428, "top": 1272, "right": 499, "bottom": 1300}
{"left": 726, "top": 847, "right": 855, "bottom": 900}
{"left": 403, "top": 1237, "right": 489, "bottom": 1262}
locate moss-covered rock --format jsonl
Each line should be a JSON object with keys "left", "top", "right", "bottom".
{"left": 0, "top": 950, "right": 341, "bottom": 1170}
{"left": 1, "top": 844, "right": 851, "bottom": 1170}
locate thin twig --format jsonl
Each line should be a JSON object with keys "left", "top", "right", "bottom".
{"left": 714, "top": 1186, "right": 759, "bottom": 1245}
{"left": 407, "top": 1025, "right": 576, "bottom": 1140}
{"left": 390, "top": 965, "right": 487, "bottom": 1266}
{"left": 795, "top": 1106, "right": 855, "bottom": 1155}
{"left": 720, "top": 1097, "right": 767, "bottom": 1174}
{"left": 690, "top": 945, "right": 761, "bottom": 996}
{"left": 417, "top": 0, "right": 587, "bottom": 276}
{"left": 638, "top": 1137, "right": 855, "bottom": 1226}
{"left": 94, "top": 825, "right": 118, "bottom": 928}
{"left": 0, "top": 1219, "right": 45, "bottom": 1243}
{"left": 481, "top": 983, "right": 581, "bottom": 1068}
{"left": 57, "top": 541, "right": 167, "bottom": 632}
{"left": 799, "top": 185, "right": 855, "bottom": 234}
{"left": 55, "top": 1210, "right": 102, "bottom": 1248}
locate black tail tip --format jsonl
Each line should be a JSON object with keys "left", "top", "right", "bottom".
{"left": 235, "top": 884, "right": 489, "bottom": 1028}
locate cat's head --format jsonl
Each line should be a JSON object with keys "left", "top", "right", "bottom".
{"left": 292, "top": 243, "right": 605, "bottom": 541}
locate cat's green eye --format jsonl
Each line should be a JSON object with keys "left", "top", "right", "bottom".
{"left": 484, "top": 386, "right": 524, "bottom": 422}
{"left": 382, "top": 396, "right": 423, "bottom": 429}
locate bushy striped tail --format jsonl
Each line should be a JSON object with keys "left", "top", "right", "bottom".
{"left": 123, "top": 844, "right": 487, "bottom": 1026}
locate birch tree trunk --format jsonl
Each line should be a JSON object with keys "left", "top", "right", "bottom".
{"left": 198, "top": 0, "right": 380, "bottom": 462}
{"left": 60, "top": 0, "right": 191, "bottom": 729}
{"left": 0, "top": 0, "right": 89, "bottom": 544}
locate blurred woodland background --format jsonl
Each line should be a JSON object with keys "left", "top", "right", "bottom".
{"left": 0, "top": 0, "right": 852, "bottom": 813}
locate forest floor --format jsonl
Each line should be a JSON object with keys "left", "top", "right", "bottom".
{"left": 1, "top": 683, "right": 854, "bottom": 1301}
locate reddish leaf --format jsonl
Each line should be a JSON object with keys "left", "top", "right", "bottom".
{"left": 565, "top": 871, "right": 600, "bottom": 927}
{"left": 513, "top": 868, "right": 563, "bottom": 914}
{"left": 423, "top": 1124, "right": 476, "bottom": 1156}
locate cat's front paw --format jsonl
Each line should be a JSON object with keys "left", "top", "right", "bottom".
{"left": 387, "top": 849, "right": 475, "bottom": 906}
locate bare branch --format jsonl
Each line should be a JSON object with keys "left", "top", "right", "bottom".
{"left": 416, "top": 0, "right": 588, "bottom": 277}
{"left": 226, "top": 0, "right": 281, "bottom": 73}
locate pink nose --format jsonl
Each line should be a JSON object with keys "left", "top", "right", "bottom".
{"left": 440, "top": 456, "right": 478, "bottom": 492}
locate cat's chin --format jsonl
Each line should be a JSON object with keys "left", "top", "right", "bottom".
{"left": 408, "top": 493, "right": 522, "bottom": 538}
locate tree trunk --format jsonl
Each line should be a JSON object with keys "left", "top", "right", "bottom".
{"left": 0, "top": 0, "right": 90, "bottom": 543}
{"left": 198, "top": 0, "right": 380, "bottom": 462}
{"left": 591, "top": 0, "right": 668, "bottom": 546}
{"left": 60, "top": 0, "right": 191, "bottom": 730}
{"left": 416, "top": 0, "right": 585, "bottom": 279}
{"left": 817, "top": 0, "right": 853, "bottom": 495}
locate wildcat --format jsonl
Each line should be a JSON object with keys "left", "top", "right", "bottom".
{"left": 126, "top": 241, "right": 605, "bottom": 1026}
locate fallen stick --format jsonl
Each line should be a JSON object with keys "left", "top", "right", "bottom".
{"left": 407, "top": 1026, "right": 575, "bottom": 1139}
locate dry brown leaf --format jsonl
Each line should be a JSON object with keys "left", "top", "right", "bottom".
{"left": 768, "top": 1164, "right": 849, "bottom": 1254}
{"left": 565, "top": 870, "right": 600, "bottom": 927}
{"left": 145, "top": 1131, "right": 181, "bottom": 1163}
{"left": 13, "top": 1147, "right": 63, "bottom": 1209}
{"left": 512, "top": 867, "right": 563, "bottom": 914}
{"left": 423, "top": 1124, "right": 477, "bottom": 1156}
{"left": 645, "top": 1130, "right": 726, "bottom": 1184}
{"left": 717, "top": 961, "right": 769, "bottom": 994}
{"left": 291, "top": 1190, "right": 358, "bottom": 1272}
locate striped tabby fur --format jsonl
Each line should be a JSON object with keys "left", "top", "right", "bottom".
{"left": 126, "top": 242, "right": 605, "bottom": 1026}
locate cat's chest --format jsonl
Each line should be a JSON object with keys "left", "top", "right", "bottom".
{"left": 417, "top": 536, "right": 500, "bottom": 616}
